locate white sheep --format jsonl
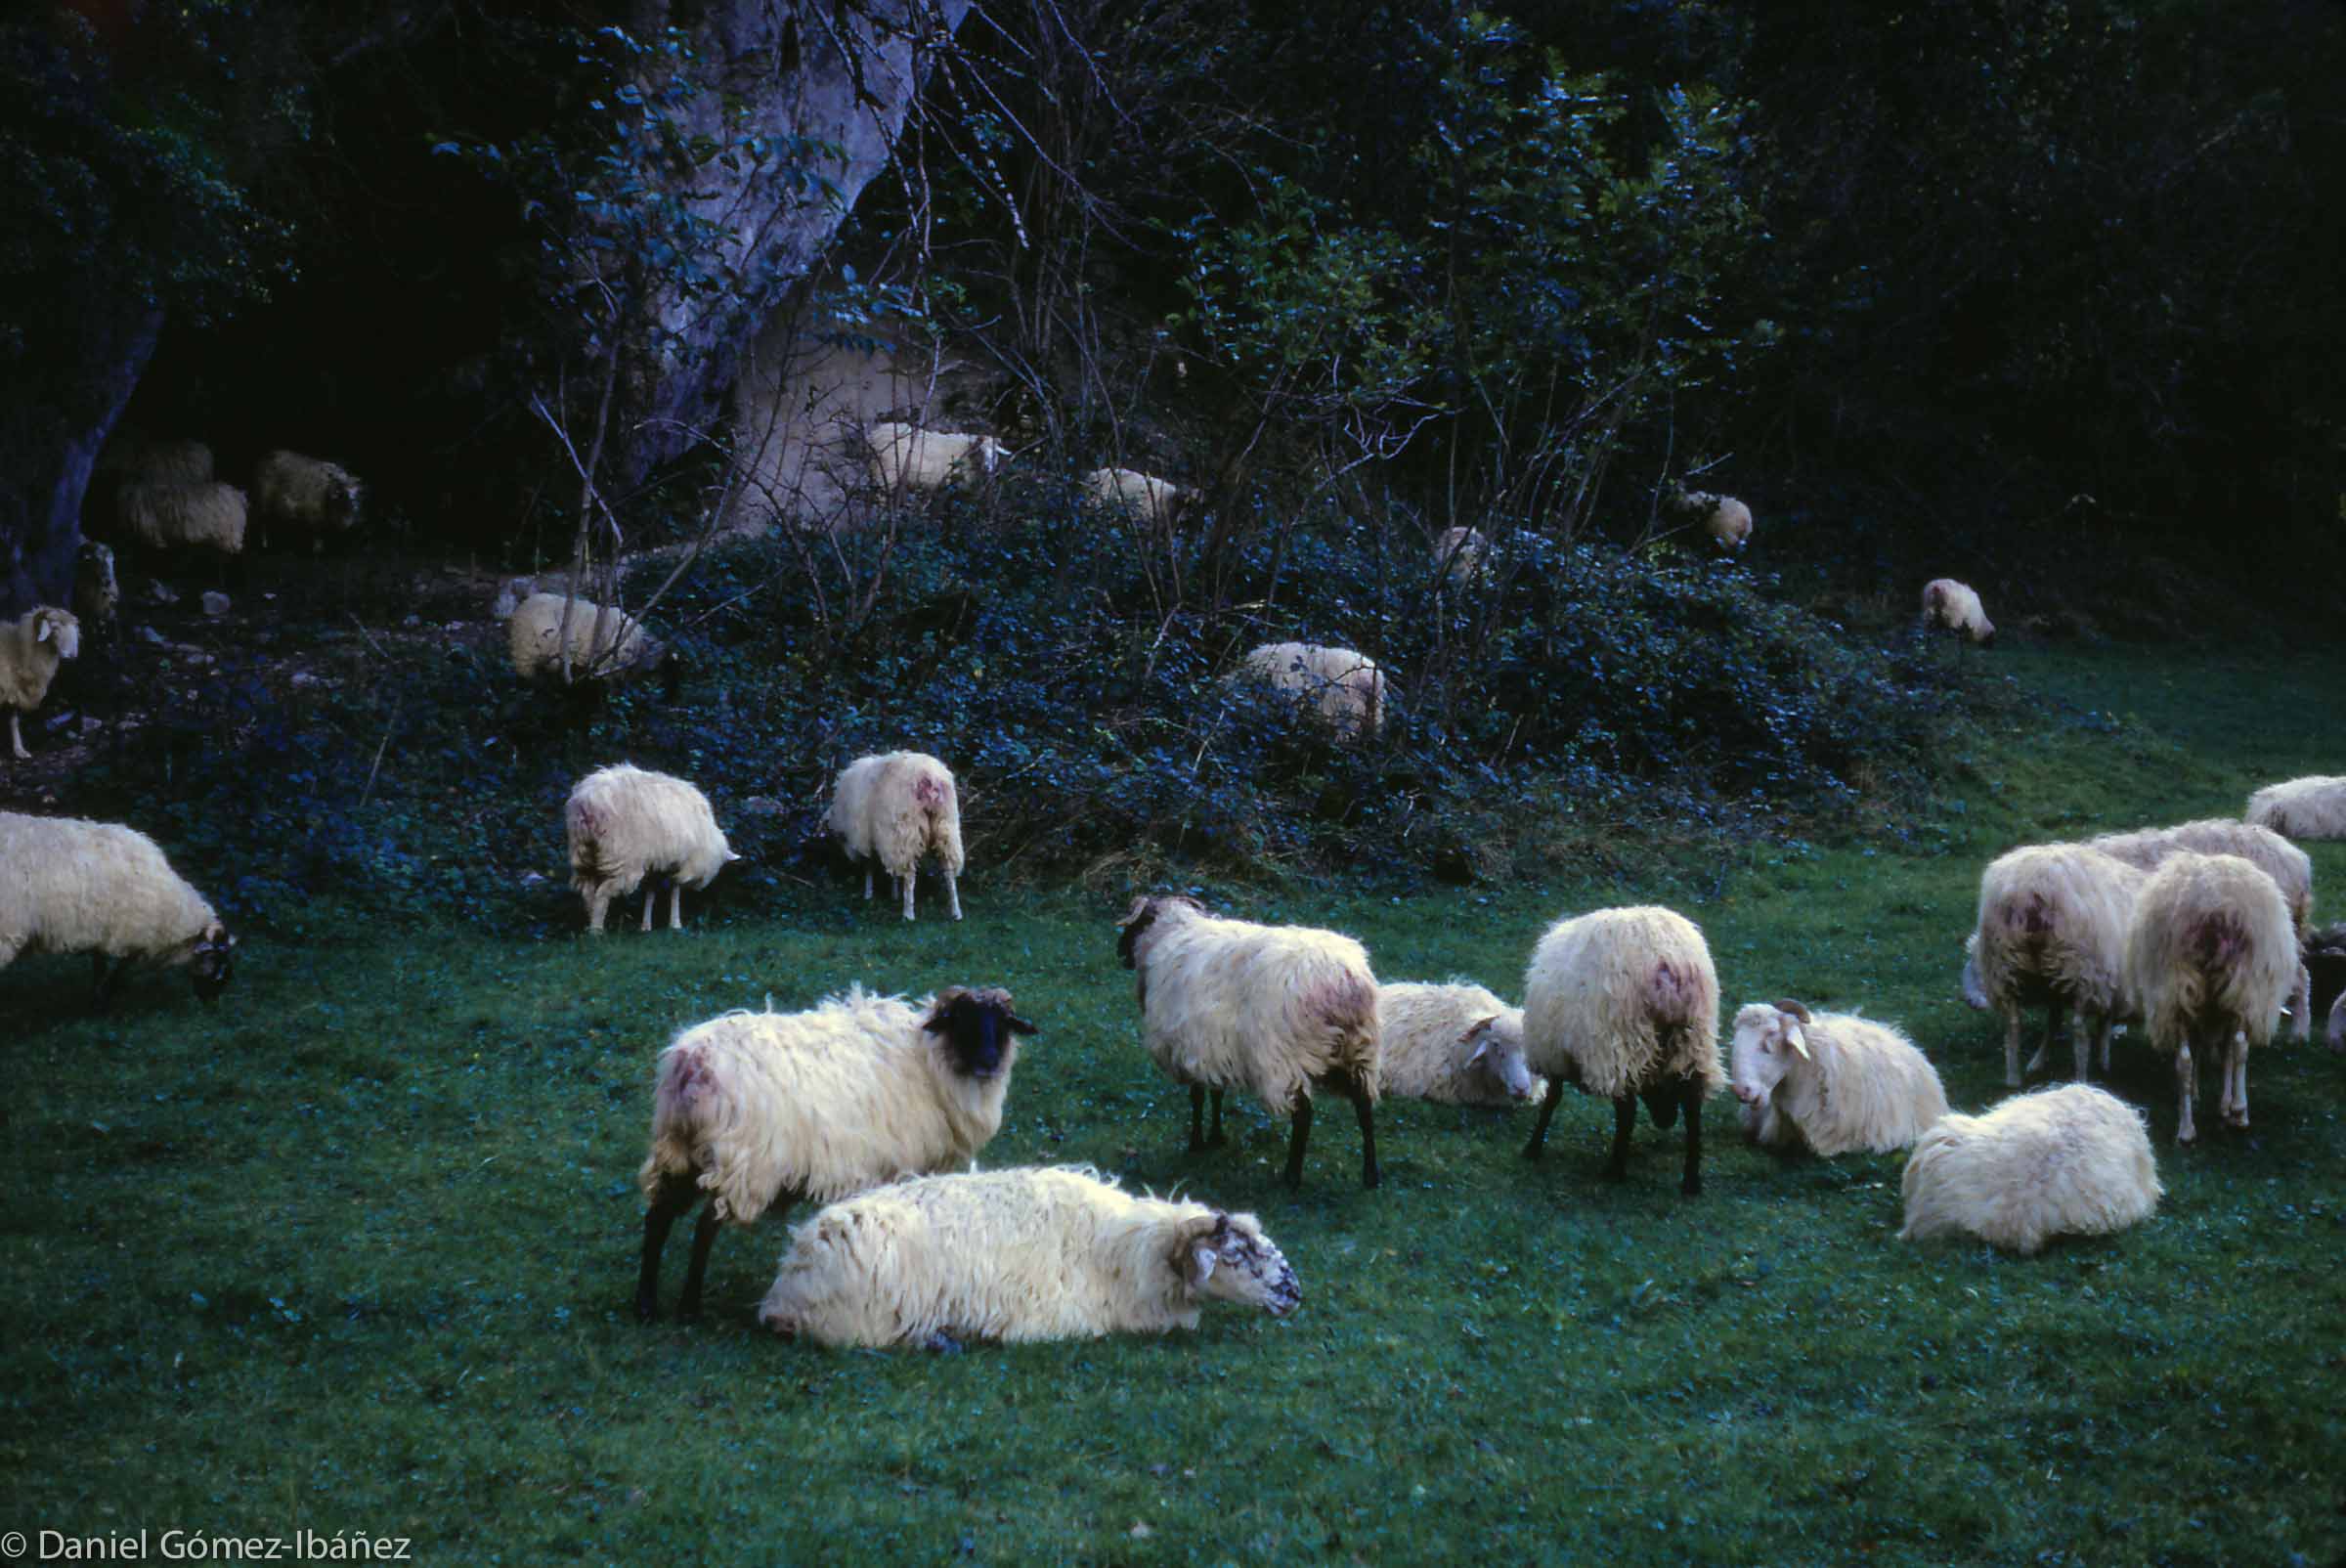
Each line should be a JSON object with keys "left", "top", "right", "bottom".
{"left": 1520, "top": 905, "right": 1722, "bottom": 1195}
{"left": 0, "top": 809, "right": 237, "bottom": 1005}
{"left": 1239, "top": 641, "right": 1387, "bottom": 739}
{"left": 118, "top": 481, "right": 249, "bottom": 554}
{"left": 1, "top": 606, "right": 80, "bottom": 761}
{"left": 1898, "top": 1084, "right": 2160, "bottom": 1254}
{"left": 865, "top": 422, "right": 1008, "bottom": 493}
{"left": 1375, "top": 980, "right": 1541, "bottom": 1106}
{"left": 1432, "top": 526, "right": 1490, "bottom": 584}
{"left": 507, "top": 591, "right": 649, "bottom": 682}
{"left": 2089, "top": 818, "right": 2315, "bottom": 1040}
{"left": 1968, "top": 843, "right": 2148, "bottom": 1087}
{"left": 1116, "top": 894, "right": 1382, "bottom": 1189}
{"left": 73, "top": 542, "right": 118, "bottom": 627}
{"left": 827, "top": 751, "right": 965, "bottom": 922}
{"left": 1674, "top": 491, "right": 1753, "bottom": 554}
{"left": 2245, "top": 776, "right": 2346, "bottom": 841}
{"left": 634, "top": 983, "right": 1039, "bottom": 1322}
{"left": 251, "top": 450, "right": 364, "bottom": 545}
{"left": 756, "top": 1165, "right": 1299, "bottom": 1349}
{"left": 1081, "top": 466, "right": 1187, "bottom": 527}
{"left": 2124, "top": 849, "right": 2297, "bottom": 1143}
{"left": 1921, "top": 578, "right": 1994, "bottom": 644}
{"left": 564, "top": 763, "right": 737, "bottom": 934}
{"left": 1728, "top": 999, "right": 1949, "bottom": 1156}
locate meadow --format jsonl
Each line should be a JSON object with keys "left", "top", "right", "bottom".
{"left": 5, "top": 642, "right": 2344, "bottom": 1566}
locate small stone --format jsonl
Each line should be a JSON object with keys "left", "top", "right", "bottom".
{"left": 137, "top": 625, "right": 167, "bottom": 646}
{"left": 743, "top": 796, "right": 785, "bottom": 815}
{"left": 289, "top": 671, "right": 321, "bottom": 687}
{"left": 201, "top": 591, "right": 231, "bottom": 617}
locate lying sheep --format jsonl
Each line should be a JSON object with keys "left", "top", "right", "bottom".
{"left": 1728, "top": 1000, "right": 1948, "bottom": 1156}
{"left": 118, "top": 481, "right": 249, "bottom": 554}
{"left": 2125, "top": 850, "right": 2296, "bottom": 1143}
{"left": 1, "top": 607, "right": 80, "bottom": 761}
{"left": 827, "top": 751, "right": 965, "bottom": 922}
{"left": 251, "top": 450, "right": 364, "bottom": 546}
{"left": 1117, "top": 894, "right": 1382, "bottom": 1189}
{"left": 1898, "top": 1084, "right": 2160, "bottom": 1254}
{"left": 1969, "top": 843, "right": 2147, "bottom": 1087}
{"left": 757, "top": 1165, "right": 1298, "bottom": 1349}
{"left": 865, "top": 422, "right": 1009, "bottom": 493}
{"left": 0, "top": 810, "right": 237, "bottom": 1005}
{"left": 74, "top": 542, "right": 119, "bottom": 628}
{"left": 1921, "top": 578, "right": 1994, "bottom": 644}
{"left": 635, "top": 983, "right": 1038, "bottom": 1322}
{"left": 2090, "top": 818, "right": 2315, "bottom": 1040}
{"left": 1081, "top": 467, "right": 1187, "bottom": 527}
{"left": 564, "top": 763, "right": 736, "bottom": 935}
{"left": 507, "top": 591, "right": 650, "bottom": 682}
{"left": 1520, "top": 905, "right": 1723, "bottom": 1196}
{"left": 1375, "top": 981, "right": 1541, "bottom": 1106}
{"left": 1240, "top": 641, "right": 1387, "bottom": 739}
{"left": 2245, "top": 775, "right": 2346, "bottom": 841}
{"left": 1432, "top": 527, "right": 1490, "bottom": 585}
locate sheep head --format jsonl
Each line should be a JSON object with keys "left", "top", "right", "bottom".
{"left": 1115, "top": 894, "right": 1204, "bottom": 971}
{"left": 1729, "top": 1000, "right": 1811, "bottom": 1108}
{"left": 33, "top": 606, "right": 81, "bottom": 661}
{"left": 1459, "top": 1013, "right": 1539, "bottom": 1102}
{"left": 189, "top": 922, "right": 238, "bottom": 1004}
{"left": 325, "top": 472, "right": 364, "bottom": 530}
{"left": 922, "top": 986, "right": 1037, "bottom": 1081}
{"left": 1176, "top": 1211, "right": 1300, "bottom": 1319}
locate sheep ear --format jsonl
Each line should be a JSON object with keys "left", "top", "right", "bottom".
{"left": 35, "top": 618, "right": 53, "bottom": 643}
{"left": 724, "top": 849, "right": 743, "bottom": 862}
{"left": 922, "top": 988, "right": 968, "bottom": 1031}
{"left": 1785, "top": 1024, "right": 1809, "bottom": 1060}
{"left": 1190, "top": 1244, "right": 1219, "bottom": 1285}
{"left": 1006, "top": 1012, "right": 1039, "bottom": 1036}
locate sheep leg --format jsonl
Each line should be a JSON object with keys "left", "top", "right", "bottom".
{"left": 2174, "top": 1044, "right": 2197, "bottom": 1145}
{"left": 2002, "top": 1009, "right": 2023, "bottom": 1088}
{"left": 1189, "top": 1086, "right": 1227, "bottom": 1151}
{"left": 674, "top": 1203, "right": 728, "bottom": 1324}
{"left": 2083, "top": 1014, "right": 2111, "bottom": 1083}
{"left": 89, "top": 953, "right": 114, "bottom": 1009}
{"left": 1677, "top": 1080, "right": 1706, "bottom": 1198}
{"left": 1210, "top": 1090, "right": 1226, "bottom": 1145}
{"left": 2289, "top": 962, "right": 2312, "bottom": 1043}
{"left": 640, "top": 884, "right": 657, "bottom": 933}
{"left": 2225, "top": 1033, "right": 2249, "bottom": 1130}
{"left": 943, "top": 868, "right": 962, "bottom": 922}
{"left": 669, "top": 883, "right": 682, "bottom": 931}
{"left": 1282, "top": 1096, "right": 1314, "bottom": 1189}
{"left": 634, "top": 1175, "right": 701, "bottom": 1323}
{"left": 1602, "top": 1095, "right": 1637, "bottom": 1183}
{"left": 585, "top": 888, "right": 612, "bottom": 935}
{"left": 1523, "top": 1078, "right": 1565, "bottom": 1159}
{"left": 1349, "top": 1087, "right": 1379, "bottom": 1190}
{"left": 900, "top": 867, "right": 917, "bottom": 923}
{"left": 862, "top": 867, "right": 874, "bottom": 901}
{"left": 8, "top": 712, "right": 24, "bottom": 761}
{"left": 2024, "top": 1000, "right": 2064, "bottom": 1077}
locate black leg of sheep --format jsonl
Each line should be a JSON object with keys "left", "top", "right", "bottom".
{"left": 1603, "top": 1095, "right": 1637, "bottom": 1182}
{"left": 635, "top": 1176, "right": 701, "bottom": 1323}
{"left": 676, "top": 1205, "right": 726, "bottom": 1323}
{"left": 1523, "top": 1078, "right": 1565, "bottom": 1159}
{"left": 1282, "top": 1096, "right": 1314, "bottom": 1188}
{"left": 1190, "top": 1086, "right": 1228, "bottom": 1150}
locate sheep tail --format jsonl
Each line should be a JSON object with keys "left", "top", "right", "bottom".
{"left": 1647, "top": 957, "right": 1702, "bottom": 1027}
{"left": 638, "top": 1043, "right": 717, "bottom": 1200}
{"left": 566, "top": 795, "right": 612, "bottom": 890}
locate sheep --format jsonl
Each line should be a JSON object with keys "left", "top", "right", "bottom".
{"left": 1968, "top": 844, "right": 2148, "bottom": 1087}
{"left": 1519, "top": 905, "right": 1722, "bottom": 1196}
{"left": 1239, "top": 641, "right": 1387, "bottom": 740}
{"left": 827, "top": 751, "right": 965, "bottom": 922}
{"left": 1116, "top": 894, "right": 1382, "bottom": 1189}
{"left": 1432, "top": 526, "right": 1490, "bottom": 584}
{"left": 1921, "top": 578, "right": 1994, "bottom": 644}
{"left": 117, "top": 481, "right": 249, "bottom": 554}
{"left": 2307, "top": 925, "right": 2346, "bottom": 1052}
{"left": 1898, "top": 1084, "right": 2160, "bottom": 1255}
{"left": 2245, "top": 775, "right": 2346, "bottom": 841}
{"left": 507, "top": 591, "right": 650, "bottom": 682}
{"left": 1374, "top": 980, "right": 1542, "bottom": 1106}
{"left": 2124, "top": 850, "right": 2297, "bottom": 1143}
{"left": 1677, "top": 491, "right": 1753, "bottom": 554}
{"left": 251, "top": 450, "right": 364, "bottom": 545}
{"left": 1081, "top": 466, "right": 1187, "bottom": 527}
{"left": 563, "top": 763, "right": 736, "bottom": 935}
{"left": 73, "top": 542, "right": 118, "bottom": 627}
{"left": 0, "top": 810, "right": 237, "bottom": 1006}
{"left": 2089, "top": 818, "right": 2315, "bottom": 1040}
{"left": 865, "top": 422, "right": 1008, "bottom": 493}
{"left": 634, "top": 983, "right": 1038, "bottom": 1322}
{"left": 756, "top": 1165, "right": 1299, "bottom": 1349}
{"left": 1728, "top": 1000, "right": 1949, "bottom": 1156}
{"left": 1, "top": 607, "right": 80, "bottom": 761}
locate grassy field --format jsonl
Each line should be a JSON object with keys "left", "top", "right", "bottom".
{"left": 5, "top": 642, "right": 2345, "bottom": 1566}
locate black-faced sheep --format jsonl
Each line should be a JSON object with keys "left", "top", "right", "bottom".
{"left": 1239, "top": 642, "right": 1386, "bottom": 740}
{"left": 1117, "top": 894, "right": 1382, "bottom": 1190}
{"left": 1375, "top": 981, "right": 1541, "bottom": 1106}
{"left": 1, "top": 607, "right": 80, "bottom": 761}
{"left": 756, "top": 1166, "right": 1299, "bottom": 1349}
{"left": 827, "top": 751, "right": 965, "bottom": 922}
{"left": 1520, "top": 905, "right": 1722, "bottom": 1196}
{"left": 0, "top": 810, "right": 237, "bottom": 1006}
{"left": 251, "top": 450, "right": 364, "bottom": 546}
{"left": 2245, "top": 776, "right": 2346, "bottom": 841}
{"left": 636, "top": 983, "right": 1039, "bottom": 1323}
{"left": 1728, "top": 1000, "right": 1949, "bottom": 1156}
{"left": 564, "top": 763, "right": 737, "bottom": 935}
{"left": 1898, "top": 1084, "right": 2160, "bottom": 1255}
{"left": 1968, "top": 844, "right": 2147, "bottom": 1087}
{"left": 2124, "top": 850, "right": 2297, "bottom": 1143}
{"left": 1921, "top": 579, "right": 1994, "bottom": 644}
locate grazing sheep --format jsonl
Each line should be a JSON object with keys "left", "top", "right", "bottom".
{"left": 0, "top": 810, "right": 237, "bottom": 1005}
{"left": 2245, "top": 776, "right": 2346, "bottom": 841}
{"left": 1, "top": 607, "right": 80, "bottom": 761}
{"left": 635, "top": 983, "right": 1038, "bottom": 1322}
{"left": 2125, "top": 850, "right": 2297, "bottom": 1143}
{"left": 1081, "top": 467, "right": 1187, "bottom": 527}
{"left": 2307, "top": 925, "right": 2346, "bottom": 1051}
{"left": 1117, "top": 894, "right": 1382, "bottom": 1189}
{"left": 1432, "top": 526, "right": 1490, "bottom": 584}
{"left": 1898, "top": 1084, "right": 2160, "bottom": 1254}
{"left": 507, "top": 591, "right": 650, "bottom": 682}
{"left": 1375, "top": 981, "right": 1541, "bottom": 1106}
{"left": 1921, "top": 579, "right": 1994, "bottom": 644}
{"left": 756, "top": 1166, "right": 1298, "bottom": 1349}
{"left": 865, "top": 422, "right": 1008, "bottom": 493}
{"left": 1240, "top": 642, "right": 1387, "bottom": 739}
{"left": 1520, "top": 905, "right": 1723, "bottom": 1196}
{"left": 1728, "top": 1000, "right": 1949, "bottom": 1156}
{"left": 118, "top": 481, "right": 249, "bottom": 554}
{"left": 2089, "top": 818, "right": 2315, "bottom": 1040}
{"left": 564, "top": 763, "right": 737, "bottom": 935}
{"left": 1969, "top": 844, "right": 2148, "bottom": 1087}
{"left": 827, "top": 751, "right": 965, "bottom": 922}
{"left": 73, "top": 542, "right": 119, "bottom": 627}
{"left": 251, "top": 450, "right": 364, "bottom": 545}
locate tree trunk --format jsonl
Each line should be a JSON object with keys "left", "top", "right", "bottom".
{"left": 608, "top": 0, "right": 975, "bottom": 486}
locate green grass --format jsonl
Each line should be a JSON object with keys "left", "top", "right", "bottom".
{"left": 6, "top": 641, "right": 2346, "bottom": 1565}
